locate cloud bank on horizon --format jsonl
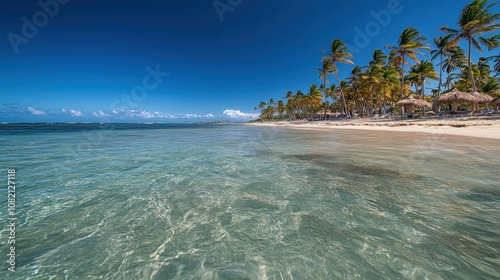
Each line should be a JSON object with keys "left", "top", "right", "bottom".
{"left": 0, "top": 104, "right": 258, "bottom": 122}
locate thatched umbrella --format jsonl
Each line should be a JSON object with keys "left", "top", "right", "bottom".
{"left": 315, "top": 110, "right": 334, "bottom": 119}
{"left": 471, "top": 91, "right": 494, "bottom": 104}
{"left": 491, "top": 97, "right": 500, "bottom": 109}
{"left": 396, "top": 96, "right": 431, "bottom": 115}
{"left": 435, "top": 88, "right": 493, "bottom": 111}
{"left": 396, "top": 96, "right": 432, "bottom": 107}
{"left": 491, "top": 96, "right": 500, "bottom": 105}
{"left": 435, "top": 88, "right": 477, "bottom": 105}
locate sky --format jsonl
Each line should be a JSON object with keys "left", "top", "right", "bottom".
{"left": 0, "top": 0, "right": 497, "bottom": 123}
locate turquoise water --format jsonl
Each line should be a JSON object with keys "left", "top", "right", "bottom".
{"left": 1, "top": 123, "right": 499, "bottom": 279}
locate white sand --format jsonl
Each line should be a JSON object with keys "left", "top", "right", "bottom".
{"left": 249, "top": 116, "right": 500, "bottom": 140}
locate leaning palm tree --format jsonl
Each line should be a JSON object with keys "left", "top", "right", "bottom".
{"left": 440, "top": 0, "right": 500, "bottom": 92}
{"left": 386, "top": 27, "right": 430, "bottom": 101}
{"left": 316, "top": 59, "right": 333, "bottom": 120}
{"left": 431, "top": 35, "right": 452, "bottom": 95}
{"left": 324, "top": 39, "right": 354, "bottom": 117}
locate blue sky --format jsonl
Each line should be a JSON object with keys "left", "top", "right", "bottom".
{"left": 1, "top": 0, "right": 497, "bottom": 122}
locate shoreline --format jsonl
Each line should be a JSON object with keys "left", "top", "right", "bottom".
{"left": 248, "top": 116, "right": 500, "bottom": 140}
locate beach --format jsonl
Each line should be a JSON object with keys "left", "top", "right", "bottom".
{"left": 249, "top": 115, "right": 500, "bottom": 140}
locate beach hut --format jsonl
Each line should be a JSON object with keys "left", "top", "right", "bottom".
{"left": 396, "top": 96, "right": 432, "bottom": 107}
{"left": 435, "top": 88, "right": 494, "bottom": 111}
{"left": 471, "top": 91, "right": 495, "bottom": 106}
{"left": 395, "top": 96, "right": 431, "bottom": 115}
{"left": 491, "top": 97, "right": 500, "bottom": 110}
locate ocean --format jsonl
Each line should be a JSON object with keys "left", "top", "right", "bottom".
{"left": 1, "top": 123, "right": 499, "bottom": 279}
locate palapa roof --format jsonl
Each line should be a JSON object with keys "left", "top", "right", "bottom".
{"left": 315, "top": 110, "right": 335, "bottom": 116}
{"left": 435, "top": 88, "right": 494, "bottom": 105}
{"left": 471, "top": 91, "right": 495, "bottom": 104}
{"left": 396, "top": 96, "right": 432, "bottom": 107}
{"left": 491, "top": 96, "right": 500, "bottom": 105}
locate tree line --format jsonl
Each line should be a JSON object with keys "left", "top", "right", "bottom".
{"left": 256, "top": 0, "right": 499, "bottom": 121}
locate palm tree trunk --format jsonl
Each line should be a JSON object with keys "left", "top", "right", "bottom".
{"left": 446, "top": 69, "right": 451, "bottom": 91}
{"left": 421, "top": 77, "right": 425, "bottom": 99}
{"left": 335, "top": 72, "right": 349, "bottom": 117}
{"left": 438, "top": 53, "right": 443, "bottom": 95}
{"left": 467, "top": 38, "right": 479, "bottom": 111}
{"left": 401, "top": 55, "right": 406, "bottom": 114}
{"left": 323, "top": 77, "right": 327, "bottom": 121}
{"left": 401, "top": 56, "right": 405, "bottom": 99}
{"left": 467, "top": 38, "right": 477, "bottom": 92}
{"left": 383, "top": 94, "right": 387, "bottom": 114}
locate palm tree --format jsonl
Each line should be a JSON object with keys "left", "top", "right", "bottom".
{"left": 317, "top": 59, "right": 333, "bottom": 120}
{"left": 440, "top": 0, "right": 500, "bottom": 92}
{"left": 362, "top": 64, "right": 383, "bottom": 115}
{"left": 482, "top": 77, "right": 500, "bottom": 95}
{"left": 305, "top": 84, "right": 323, "bottom": 120}
{"left": 378, "top": 66, "right": 400, "bottom": 114}
{"left": 442, "top": 46, "right": 468, "bottom": 90}
{"left": 285, "top": 90, "right": 296, "bottom": 120}
{"left": 408, "top": 61, "right": 438, "bottom": 98}
{"left": 348, "top": 66, "right": 365, "bottom": 116}
{"left": 276, "top": 100, "right": 286, "bottom": 119}
{"left": 325, "top": 85, "right": 335, "bottom": 111}
{"left": 386, "top": 27, "right": 430, "bottom": 101}
{"left": 295, "top": 90, "right": 305, "bottom": 119}
{"left": 370, "top": 49, "right": 387, "bottom": 67}
{"left": 431, "top": 35, "right": 452, "bottom": 95}
{"left": 324, "top": 39, "right": 354, "bottom": 117}
{"left": 478, "top": 57, "right": 491, "bottom": 83}
{"left": 487, "top": 53, "right": 500, "bottom": 76}
{"left": 258, "top": 101, "right": 270, "bottom": 120}
{"left": 258, "top": 101, "right": 267, "bottom": 109}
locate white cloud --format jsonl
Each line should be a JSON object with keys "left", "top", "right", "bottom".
{"left": 70, "top": 110, "right": 83, "bottom": 117}
{"left": 183, "top": 113, "right": 216, "bottom": 119}
{"left": 98, "top": 110, "right": 110, "bottom": 117}
{"left": 17, "top": 105, "right": 217, "bottom": 120}
{"left": 27, "top": 107, "right": 47, "bottom": 116}
{"left": 137, "top": 111, "right": 155, "bottom": 119}
{"left": 223, "top": 109, "right": 259, "bottom": 119}
{"left": 123, "top": 109, "right": 178, "bottom": 119}
{"left": 92, "top": 110, "right": 111, "bottom": 117}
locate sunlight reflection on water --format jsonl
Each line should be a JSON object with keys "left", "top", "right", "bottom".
{"left": 0, "top": 124, "right": 499, "bottom": 279}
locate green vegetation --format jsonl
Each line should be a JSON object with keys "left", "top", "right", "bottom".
{"left": 257, "top": 0, "right": 499, "bottom": 121}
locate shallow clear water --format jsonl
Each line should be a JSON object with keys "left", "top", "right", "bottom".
{"left": 1, "top": 123, "right": 499, "bottom": 279}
